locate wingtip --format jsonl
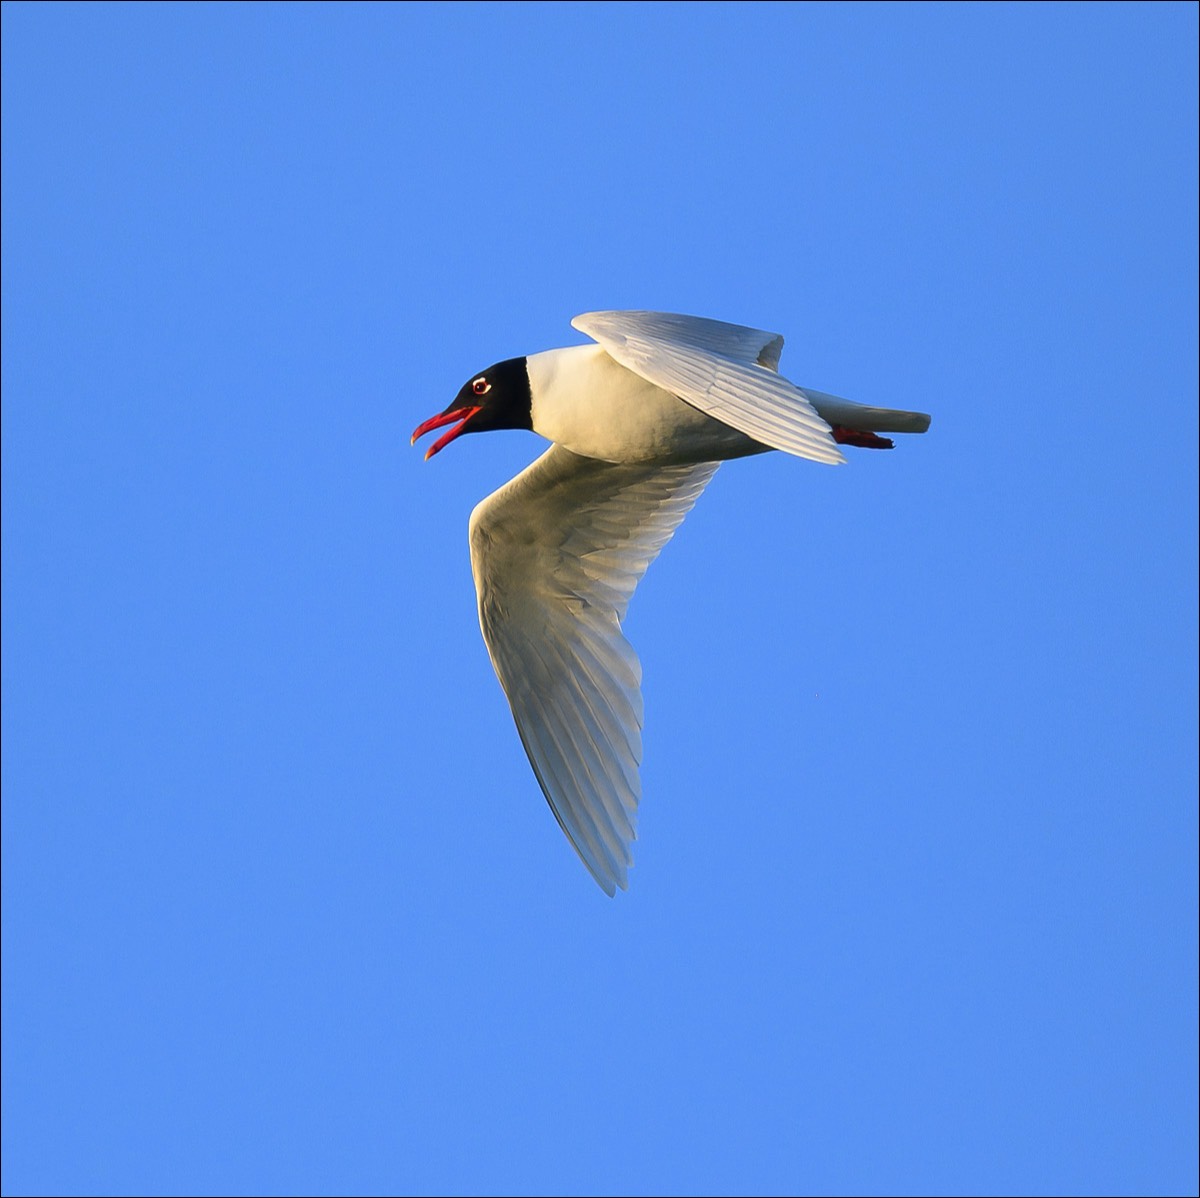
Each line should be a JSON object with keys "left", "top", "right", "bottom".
{"left": 582, "top": 850, "right": 631, "bottom": 897}
{"left": 590, "top": 860, "right": 629, "bottom": 898}
{"left": 818, "top": 437, "right": 848, "bottom": 466}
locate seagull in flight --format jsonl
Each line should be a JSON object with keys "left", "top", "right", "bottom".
{"left": 411, "top": 310, "right": 930, "bottom": 895}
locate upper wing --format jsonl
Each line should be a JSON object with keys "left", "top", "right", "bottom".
{"left": 572, "top": 310, "right": 845, "bottom": 466}
{"left": 469, "top": 444, "right": 719, "bottom": 895}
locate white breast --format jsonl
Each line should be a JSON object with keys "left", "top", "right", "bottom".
{"left": 525, "top": 344, "right": 766, "bottom": 465}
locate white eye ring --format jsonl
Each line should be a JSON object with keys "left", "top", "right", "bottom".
{"left": 472, "top": 377, "right": 491, "bottom": 396}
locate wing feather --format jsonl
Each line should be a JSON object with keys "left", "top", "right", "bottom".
{"left": 572, "top": 310, "right": 845, "bottom": 465}
{"left": 469, "top": 445, "right": 718, "bottom": 894}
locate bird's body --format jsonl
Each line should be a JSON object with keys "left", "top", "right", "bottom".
{"left": 526, "top": 344, "right": 767, "bottom": 465}
{"left": 412, "top": 310, "right": 931, "bottom": 895}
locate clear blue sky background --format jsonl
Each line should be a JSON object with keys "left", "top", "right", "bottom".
{"left": 3, "top": 4, "right": 1197, "bottom": 1196}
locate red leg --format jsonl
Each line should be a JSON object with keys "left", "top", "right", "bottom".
{"left": 830, "top": 425, "right": 894, "bottom": 450}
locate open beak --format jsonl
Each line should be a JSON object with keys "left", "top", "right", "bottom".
{"left": 410, "top": 405, "right": 482, "bottom": 460}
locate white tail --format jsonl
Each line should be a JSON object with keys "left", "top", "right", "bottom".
{"left": 802, "top": 388, "right": 932, "bottom": 435}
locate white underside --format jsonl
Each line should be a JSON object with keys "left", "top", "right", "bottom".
{"left": 526, "top": 345, "right": 767, "bottom": 465}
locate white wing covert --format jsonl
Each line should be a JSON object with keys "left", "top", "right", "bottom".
{"left": 469, "top": 444, "right": 718, "bottom": 894}
{"left": 572, "top": 310, "right": 846, "bottom": 466}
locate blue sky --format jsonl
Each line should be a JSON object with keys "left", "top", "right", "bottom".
{"left": 2, "top": 3, "right": 1196, "bottom": 1195}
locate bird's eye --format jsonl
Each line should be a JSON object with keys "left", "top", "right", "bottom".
{"left": 472, "top": 377, "right": 490, "bottom": 396}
